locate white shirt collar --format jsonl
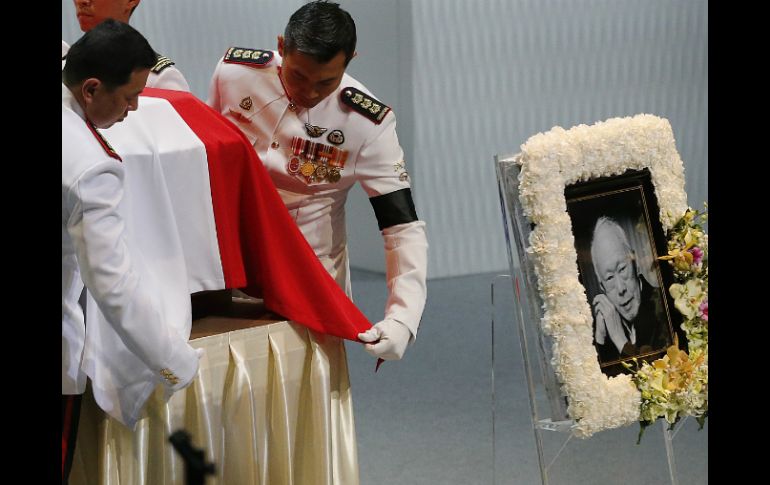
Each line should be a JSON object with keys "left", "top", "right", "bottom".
{"left": 62, "top": 83, "right": 86, "bottom": 122}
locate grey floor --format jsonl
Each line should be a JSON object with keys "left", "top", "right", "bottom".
{"left": 345, "top": 269, "right": 708, "bottom": 485}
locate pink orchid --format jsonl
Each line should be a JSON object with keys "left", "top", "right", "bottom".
{"left": 688, "top": 247, "right": 704, "bottom": 266}
{"left": 698, "top": 300, "right": 708, "bottom": 322}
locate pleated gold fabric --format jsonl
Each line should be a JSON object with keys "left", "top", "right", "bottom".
{"left": 69, "top": 320, "right": 360, "bottom": 485}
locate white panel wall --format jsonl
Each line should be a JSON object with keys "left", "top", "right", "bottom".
{"left": 62, "top": 0, "right": 304, "bottom": 99}
{"left": 408, "top": 0, "right": 708, "bottom": 278}
{"left": 336, "top": 0, "right": 406, "bottom": 273}
{"left": 62, "top": 0, "right": 708, "bottom": 279}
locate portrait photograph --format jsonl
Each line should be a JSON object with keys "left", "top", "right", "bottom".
{"left": 566, "top": 171, "right": 680, "bottom": 376}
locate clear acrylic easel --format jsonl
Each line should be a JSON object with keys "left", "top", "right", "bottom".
{"left": 490, "top": 154, "right": 706, "bottom": 485}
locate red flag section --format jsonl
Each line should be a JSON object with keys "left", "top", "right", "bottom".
{"left": 142, "top": 88, "right": 372, "bottom": 342}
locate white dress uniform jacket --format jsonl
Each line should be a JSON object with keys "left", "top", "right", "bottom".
{"left": 208, "top": 49, "right": 428, "bottom": 338}
{"left": 62, "top": 84, "right": 198, "bottom": 405}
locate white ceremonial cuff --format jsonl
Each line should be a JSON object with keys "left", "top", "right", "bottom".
{"left": 157, "top": 340, "right": 199, "bottom": 391}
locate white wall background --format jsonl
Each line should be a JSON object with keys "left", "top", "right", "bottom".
{"left": 62, "top": 0, "right": 708, "bottom": 279}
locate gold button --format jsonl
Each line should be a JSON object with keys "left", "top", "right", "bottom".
{"left": 271, "top": 141, "right": 280, "bottom": 149}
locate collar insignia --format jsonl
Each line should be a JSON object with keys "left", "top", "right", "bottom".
{"left": 239, "top": 96, "right": 253, "bottom": 110}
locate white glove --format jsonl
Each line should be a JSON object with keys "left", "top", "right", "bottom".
{"left": 593, "top": 293, "right": 627, "bottom": 353}
{"left": 358, "top": 319, "right": 412, "bottom": 361}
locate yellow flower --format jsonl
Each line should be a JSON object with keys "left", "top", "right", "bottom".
{"left": 683, "top": 229, "right": 695, "bottom": 249}
{"left": 660, "top": 247, "right": 694, "bottom": 272}
{"left": 666, "top": 345, "right": 681, "bottom": 362}
{"left": 633, "top": 207, "right": 708, "bottom": 436}
{"left": 648, "top": 373, "right": 666, "bottom": 392}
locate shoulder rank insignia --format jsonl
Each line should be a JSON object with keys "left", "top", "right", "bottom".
{"left": 223, "top": 47, "right": 274, "bottom": 67}
{"left": 341, "top": 87, "right": 391, "bottom": 124}
{"left": 151, "top": 54, "right": 176, "bottom": 74}
{"left": 85, "top": 120, "right": 122, "bottom": 162}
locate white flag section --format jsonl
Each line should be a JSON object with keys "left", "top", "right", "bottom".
{"left": 83, "top": 96, "right": 224, "bottom": 427}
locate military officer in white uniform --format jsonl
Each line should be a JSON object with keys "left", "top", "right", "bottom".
{"left": 67, "top": 0, "right": 190, "bottom": 91}
{"left": 62, "top": 20, "right": 199, "bottom": 482}
{"left": 208, "top": 1, "right": 428, "bottom": 362}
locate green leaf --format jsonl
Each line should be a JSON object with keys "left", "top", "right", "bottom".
{"left": 636, "top": 420, "right": 653, "bottom": 445}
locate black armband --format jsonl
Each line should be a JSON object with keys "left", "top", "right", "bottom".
{"left": 369, "top": 188, "right": 419, "bottom": 230}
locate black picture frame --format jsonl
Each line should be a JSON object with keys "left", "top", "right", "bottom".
{"left": 565, "top": 169, "right": 685, "bottom": 376}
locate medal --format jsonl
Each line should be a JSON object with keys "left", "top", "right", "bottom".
{"left": 288, "top": 136, "right": 304, "bottom": 174}
{"left": 314, "top": 165, "right": 329, "bottom": 180}
{"left": 288, "top": 157, "right": 301, "bottom": 174}
{"left": 300, "top": 161, "right": 315, "bottom": 177}
{"left": 327, "top": 167, "right": 341, "bottom": 183}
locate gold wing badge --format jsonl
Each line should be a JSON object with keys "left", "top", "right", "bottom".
{"left": 304, "top": 123, "right": 328, "bottom": 138}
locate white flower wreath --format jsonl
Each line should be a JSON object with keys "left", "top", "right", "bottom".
{"left": 515, "top": 114, "right": 689, "bottom": 437}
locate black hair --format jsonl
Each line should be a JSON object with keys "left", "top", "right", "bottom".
{"left": 284, "top": 1, "right": 357, "bottom": 65}
{"left": 62, "top": 19, "right": 156, "bottom": 90}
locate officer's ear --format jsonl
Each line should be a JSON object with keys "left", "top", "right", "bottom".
{"left": 81, "top": 78, "right": 102, "bottom": 105}
{"left": 127, "top": 0, "right": 141, "bottom": 14}
{"left": 277, "top": 35, "right": 284, "bottom": 57}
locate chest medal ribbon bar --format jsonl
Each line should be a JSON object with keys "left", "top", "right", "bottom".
{"left": 288, "top": 136, "right": 349, "bottom": 184}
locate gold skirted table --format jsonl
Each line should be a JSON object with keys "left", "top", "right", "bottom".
{"left": 69, "top": 294, "right": 360, "bottom": 485}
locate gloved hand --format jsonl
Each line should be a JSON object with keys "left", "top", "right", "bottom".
{"left": 358, "top": 319, "right": 412, "bottom": 360}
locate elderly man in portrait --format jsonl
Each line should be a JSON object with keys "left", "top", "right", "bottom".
{"left": 590, "top": 216, "right": 670, "bottom": 363}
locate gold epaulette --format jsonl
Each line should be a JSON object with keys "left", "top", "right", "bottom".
{"left": 223, "top": 47, "right": 274, "bottom": 67}
{"left": 340, "top": 87, "right": 391, "bottom": 125}
{"left": 151, "top": 54, "right": 175, "bottom": 74}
